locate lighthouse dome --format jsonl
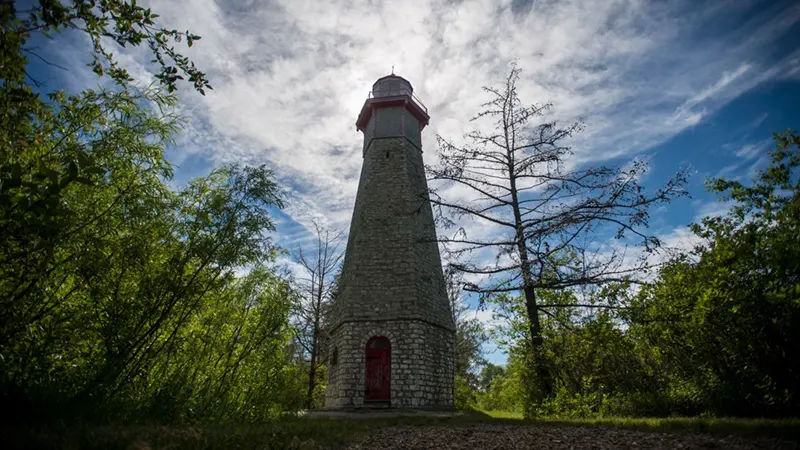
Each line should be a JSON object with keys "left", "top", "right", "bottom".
{"left": 372, "top": 74, "right": 413, "bottom": 98}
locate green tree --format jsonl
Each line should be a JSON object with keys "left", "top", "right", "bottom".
{"left": 490, "top": 283, "right": 666, "bottom": 418}
{"left": 629, "top": 130, "right": 800, "bottom": 417}
{"left": 0, "top": 0, "right": 305, "bottom": 425}
{"left": 138, "top": 267, "right": 300, "bottom": 423}
{"left": 470, "top": 130, "right": 800, "bottom": 418}
{"left": 0, "top": 85, "right": 297, "bottom": 422}
{"left": 444, "top": 264, "right": 488, "bottom": 409}
{"left": 1, "top": 0, "right": 211, "bottom": 272}
{"left": 477, "top": 362, "right": 505, "bottom": 392}
{"left": 477, "top": 358, "right": 525, "bottom": 413}
{"left": 1, "top": 0, "right": 210, "bottom": 93}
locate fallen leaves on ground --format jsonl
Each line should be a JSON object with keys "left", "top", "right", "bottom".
{"left": 345, "top": 424, "right": 797, "bottom": 450}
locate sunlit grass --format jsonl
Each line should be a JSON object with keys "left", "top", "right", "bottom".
{"left": 476, "top": 410, "right": 800, "bottom": 441}
{"left": 546, "top": 416, "right": 800, "bottom": 441}
{"left": 480, "top": 409, "right": 524, "bottom": 419}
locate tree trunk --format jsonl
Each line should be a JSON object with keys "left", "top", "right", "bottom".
{"left": 506, "top": 123, "right": 551, "bottom": 402}
{"left": 306, "top": 360, "right": 317, "bottom": 408}
{"left": 306, "top": 322, "right": 319, "bottom": 408}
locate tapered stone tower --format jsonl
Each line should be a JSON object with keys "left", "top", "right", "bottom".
{"left": 324, "top": 74, "right": 455, "bottom": 409}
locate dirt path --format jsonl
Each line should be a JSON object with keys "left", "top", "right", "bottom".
{"left": 344, "top": 424, "right": 797, "bottom": 450}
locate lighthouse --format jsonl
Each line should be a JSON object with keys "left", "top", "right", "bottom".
{"left": 324, "top": 74, "right": 456, "bottom": 409}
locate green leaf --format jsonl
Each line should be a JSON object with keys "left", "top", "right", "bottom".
{"left": 43, "top": 168, "right": 60, "bottom": 185}
{"left": 68, "top": 161, "right": 78, "bottom": 179}
{"left": 77, "top": 150, "right": 92, "bottom": 169}
{"left": 86, "top": 167, "right": 107, "bottom": 175}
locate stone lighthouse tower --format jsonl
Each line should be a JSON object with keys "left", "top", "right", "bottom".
{"left": 324, "top": 74, "right": 456, "bottom": 409}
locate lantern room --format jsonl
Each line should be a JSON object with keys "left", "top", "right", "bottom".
{"left": 356, "top": 74, "right": 430, "bottom": 152}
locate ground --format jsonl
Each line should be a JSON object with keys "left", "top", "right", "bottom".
{"left": 2, "top": 411, "right": 798, "bottom": 449}
{"left": 334, "top": 411, "right": 799, "bottom": 450}
{"left": 346, "top": 423, "right": 795, "bottom": 450}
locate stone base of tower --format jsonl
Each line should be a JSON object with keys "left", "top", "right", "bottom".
{"left": 324, "top": 320, "right": 455, "bottom": 409}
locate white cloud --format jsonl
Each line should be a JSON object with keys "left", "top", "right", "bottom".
{"left": 694, "top": 200, "right": 733, "bottom": 222}
{"left": 749, "top": 154, "right": 774, "bottom": 180}
{"left": 38, "top": 0, "right": 800, "bottom": 369}
{"left": 62, "top": 0, "right": 790, "bottom": 242}
{"left": 686, "top": 63, "right": 752, "bottom": 108}
{"left": 734, "top": 137, "right": 773, "bottom": 160}
{"left": 473, "top": 306, "right": 497, "bottom": 326}
{"left": 46, "top": 0, "right": 798, "bottom": 317}
{"left": 711, "top": 136, "right": 775, "bottom": 179}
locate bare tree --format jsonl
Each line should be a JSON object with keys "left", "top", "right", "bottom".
{"left": 427, "top": 63, "right": 688, "bottom": 351}
{"left": 444, "top": 263, "right": 488, "bottom": 381}
{"left": 292, "top": 221, "right": 344, "bottom": 408}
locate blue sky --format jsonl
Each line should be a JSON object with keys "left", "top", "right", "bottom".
{"left": 28, "top": 0, "right": 800, "bottom": 365}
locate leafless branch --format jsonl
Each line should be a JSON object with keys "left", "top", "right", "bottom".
{"left": 427, "top": 63, "right": 689, "bottom": 347}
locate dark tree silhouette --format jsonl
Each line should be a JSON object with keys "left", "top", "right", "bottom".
{"left": 292, "top": 221, "right": 344, "bottom": 408}
{"left": 427, "top": 63, "right": 689, "bottom": 350}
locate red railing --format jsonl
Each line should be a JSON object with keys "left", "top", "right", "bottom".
{"left": 368, "top": 88, "right": 428, "bottom": 114}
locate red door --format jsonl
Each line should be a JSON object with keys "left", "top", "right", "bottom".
{"left": 364, "top": 336, "right": 391, "bottom": 402}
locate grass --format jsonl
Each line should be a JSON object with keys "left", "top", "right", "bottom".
{"left": 480, "top": 410, "right": 800, "bottom": 442}
{"left": 2, "top": 411, "right": 798, "bottom": 449}
{"left": 482, "top": 409, "right": 524, "bottom": 419}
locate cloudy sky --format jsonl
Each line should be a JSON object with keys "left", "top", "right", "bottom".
{"left": 36, "top": 0, "right": 800, "bottom": 364}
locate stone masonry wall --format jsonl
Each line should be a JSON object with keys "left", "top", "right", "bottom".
{"left": 325, "top": 106, "right": 456, "bottom": 408}
{"left": 325, "top": 320, "right": 455, "bottom": 408}
{"left": 330, "top": 136, "right": 454, "bottom": 331}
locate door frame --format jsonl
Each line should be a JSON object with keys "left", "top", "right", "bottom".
{"left": 364, "top": 336, "right": 391, "bottom": 403}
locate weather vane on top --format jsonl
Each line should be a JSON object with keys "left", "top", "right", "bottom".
{"left": 391, "top": 65, "right": 395, "bottom": 75}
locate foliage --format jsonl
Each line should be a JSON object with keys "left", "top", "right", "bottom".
{"left": 477, "top": 363, "right": 524, "bottom": 413}
{"left": 1, "top": 0, "right": 212, "bottom": 239}
{"left": 0, "top": 83, "right": 300, "bottom": 422}
{"left": 291, "top": 222, "right": 344, "bottom": 408}
{"left": 0, "top": 0, "right": 308, "bottom": 425}
{"left": 627, "top": 130, "right": 800, "bottom": 417}
{"left": 486, "top": 130, "right": 800, "bottom": 419}
{"left": 444, "top": 265, "right": 488, "bottom": 378}
{"left": 1, "top": 0, "right": 210, "bottom": 93}
{"left": 455, "top": 375, "right": 478, "bottom": 410}
{"left": 132, "top": 267, "right": 301, "bottom": 423}
{"left": 443, "top": 263, "right": 488, "bottom": 409}
{"left": 1, "top": 0, "right": 211, "bottom": 278}
{"left": 477, "top": 363, "right": 505, "bottom": 392}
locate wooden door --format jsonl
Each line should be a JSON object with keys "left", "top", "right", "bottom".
{"left": 364, "top": 336, "right": 391, "bottom": 402}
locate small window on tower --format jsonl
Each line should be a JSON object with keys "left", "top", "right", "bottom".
{"left": 331, "top": 347, "right": 338, "bottom": 365}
